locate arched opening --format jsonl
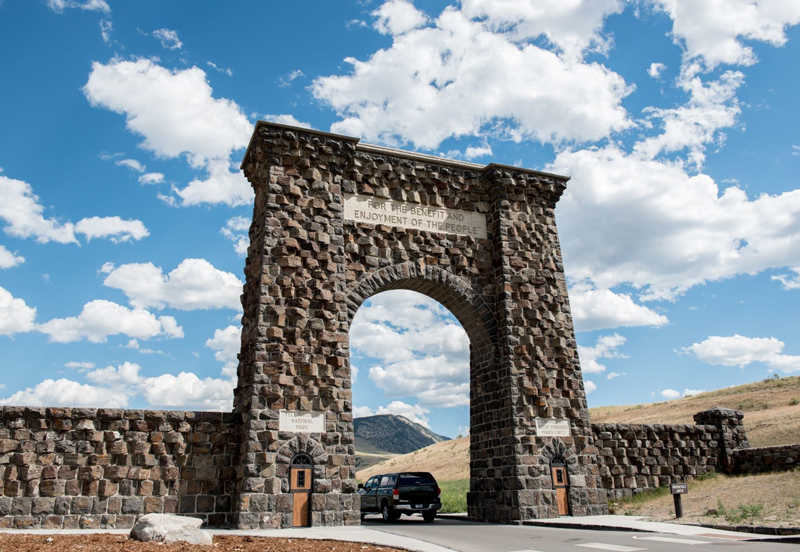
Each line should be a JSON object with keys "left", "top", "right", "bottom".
{"left": 550, "top": 456, "right": 571, "bottom": 516}
{"left": 290, "top": 453, "right": 313, "bottom": 527}
{"left": 345, "top": 263, "right": 498, "bottom": 522}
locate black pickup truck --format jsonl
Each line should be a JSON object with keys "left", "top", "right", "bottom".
{"left": 358, "top": 472, "right": 442, "bottom": 522}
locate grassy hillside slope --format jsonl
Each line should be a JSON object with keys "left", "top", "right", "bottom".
{"left": 354, "top": 436, "right": 399, "bottom": 472}
{"left": 358, "top": 376, "right": 800, "bottom": 484}
{"left": 590, "top": 375, "right": 800, "bottom": 448}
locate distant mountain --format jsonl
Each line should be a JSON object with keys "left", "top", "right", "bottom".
{"left": 354, "top": 414, "right": 450, "bottom": 455}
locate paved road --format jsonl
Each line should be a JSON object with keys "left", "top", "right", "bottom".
{"left": 363, "top": 515, "right": 800, "bottom": 552}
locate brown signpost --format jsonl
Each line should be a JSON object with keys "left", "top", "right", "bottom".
{"left": 671, "top": 483, "right": 688, "bottom": 518}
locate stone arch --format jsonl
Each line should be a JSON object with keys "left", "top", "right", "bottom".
{"left": 540, "top": 439, "right": 579, "bottom": 472}
{"left": 346, "top": 261, "right": 496, "bottom": 352}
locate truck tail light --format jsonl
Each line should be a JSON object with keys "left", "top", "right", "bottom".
{"left": 392, "top": 488, "right": 399, "bottom": 497}
{"left": 437, "top": 486, "right": 441, "bottom": 496}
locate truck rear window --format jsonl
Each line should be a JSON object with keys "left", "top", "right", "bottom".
{"left": 399, "top": 475, "right": 436, "bottom": 486}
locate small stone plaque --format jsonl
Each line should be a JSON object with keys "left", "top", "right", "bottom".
{"left": 535, "top": 418, "right": 571, "bottom": 437}
{"left": 344, "top": 194, "right": 487, "bottom": 239}
{"left": 279, "top": 411, "right": 325, "bottom": 433}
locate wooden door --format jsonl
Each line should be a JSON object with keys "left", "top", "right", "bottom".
{"left": 291, "top": 467, "right": 312, "bottom": 527}
{"left": 551, "top": 465, "right": 570, "bottom": 516}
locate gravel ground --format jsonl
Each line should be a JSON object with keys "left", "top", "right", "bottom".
{"left": 0, "top": 533, "right": 406, "bottom": 552}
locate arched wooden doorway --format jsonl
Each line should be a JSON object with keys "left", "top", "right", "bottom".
{"left": 550, "top": 456, "right": 571, "bottom": 516}
{"left": 290, "top": 454, "right": 313, "bottom": 527}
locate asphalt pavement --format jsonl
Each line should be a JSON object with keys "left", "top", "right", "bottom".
{"left": 361, "top": 514, "right": 800, "bottom": 552}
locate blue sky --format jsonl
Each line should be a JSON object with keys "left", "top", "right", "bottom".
{"left": 1, "top": 0, "right": 800, "bottom": 439}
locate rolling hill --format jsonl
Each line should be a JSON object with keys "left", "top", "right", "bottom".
{"left": 354, "top": 414, "right": 450, "bottom": 454}
{"left": 357, "top": 375, "right": 800, "bottom": 482}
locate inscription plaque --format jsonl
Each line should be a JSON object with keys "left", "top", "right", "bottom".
{"left": 535, "top": 418, "right": 571, "bottom": 437}
{"left": 279, "top": 411, "right": 325, "bottom": 433}
{"left": 344, "top": 194, "right": 487, "bottom": 239}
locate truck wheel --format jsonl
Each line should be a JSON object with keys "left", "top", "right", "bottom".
{"left": 381, "top": 502, "right": 396, "bottom": 523}
{"left": 423, "top": 511, "right": 436, "bottom": 523}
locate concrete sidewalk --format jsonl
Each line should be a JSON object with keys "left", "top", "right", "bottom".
{"left": 524, "top": 514, "right": 800, "bottom": 541}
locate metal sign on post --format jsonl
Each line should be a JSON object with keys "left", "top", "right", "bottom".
{"left": 670, "top": 483, "right": 688, "bottom": 518}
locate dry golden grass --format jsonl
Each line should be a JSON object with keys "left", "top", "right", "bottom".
{"left": 356, "top": 435, "right": 469, "bottom": 482}
{"left": 614, "top": 469, "right": 800, "bottom": 528}
{"left": 590, "top": 375, "right": 800, "bottom": 448}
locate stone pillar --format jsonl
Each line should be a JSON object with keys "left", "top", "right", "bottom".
{"left": 233, "top": 125, "right": 359, "bottom": 528}
{"left": 694, "top": 407, "right": 749, "bottom": 473}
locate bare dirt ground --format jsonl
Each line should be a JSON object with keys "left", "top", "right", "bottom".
{"left": 0, "top": 534, "right": 405, "bottom": 552}
{"left": 357, "top": 436, "right": 469, "bottom": 482}
{"left": 614, "top": 470, "right": 800, "bottom": 529}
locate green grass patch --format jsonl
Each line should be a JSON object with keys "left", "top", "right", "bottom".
{"left": 713, "top": 499, "right": 764, "bottom": 524}
{"left": 614, "top": 485, "right": 672, "bottom": 510}
{"left": 439, "top": 479, "right": 469, "bottom": 513}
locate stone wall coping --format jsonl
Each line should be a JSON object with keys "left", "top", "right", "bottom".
{"left": 0, "top": 406, "right": 240, "bottom": 424}
{"left": 240, "top": 120, "right": 571, "bottom": 182}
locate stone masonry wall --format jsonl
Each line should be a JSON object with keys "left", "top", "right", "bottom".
{"left": 0, "top": 407, "right": 239, "bottom": 530}
{"left": 592, "top": 422, "right": 721, "bottom": 499}
{"left": 733, "top": 444, "right": 800, "bottom": 474}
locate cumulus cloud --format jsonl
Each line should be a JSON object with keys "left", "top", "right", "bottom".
{"left": 263, "top": 114, "right": 312, "bottom": 129}
{"left": 46, "top": 0, "right": 110, "bottom": 13}
{"left": 772, "top": 267, "right": 800, "bottom": 290}
{"left": 553, "top": 145, "right": 800, "bottom": 302}
{"left": 352, "top": 290, "right": 470, "bottom": 408}
{"left": 584, "top": 380, "right": 597, "bottom": 394}
{"left": 569, "top": 284, "right": 668, "bottom": 332}
{"left": 64, "top": 361, "right": 95, "bottom": 370}
{"left": 660, "top": 388, "right": 681, "bottom": 400}
{"left": 606, "top": 371, "right": 625, "bottom": 380}
{"left": 1, "top": 362, "right": 235, "bottom": 411}
{"left": 206, "top": 325, "right": 241, "bottom": 377}
{"left": 353, "top": 400, "right": 431, "bottom": 428}
{"left": 578, "top": 333, "right": 627, "bottom": 375}
{"left": 682, "top": 334, "right": 800, "bottom": 374}
{"left": 683, "top": 388, "right": 706, "bottom": 397}
{"left": 312, "top": 6, "right": 632, "bottom": 149}
{"left": 652, "top": 0, "right": 800, "bottom": 68}
{"left": 37, "top": 300, "right": 182, "bottom": 343}
{"left": 220, "top": 216, "right": 250, "bottom": 257}
{"left": 83, "top": 59, "right": 252, "bottom": 207}
{"left": 648, "top": 62, "right": 666, "bottom": 78}
{"left": 138, "top": 172, "right": 164, "bottom": 185}
{"left": 372, "top": 0, "right": 428, "bottom": 36}
{"left": 115, "top": 158, "right": 145, "bottom": 173}
{"left": 75, "top": 216, "right": 149, "bottom": 243}
{"left": 152, "top": 28, "right": 182, "bottom": 50}
{"left": 0, "top": 286, "right": 37, "bottom": 336}
{"left": 0, "top": 173, "right": 148, "bottom": 245}
{"left": 0, "top": 246, "right": 25, "bottom": 269}
{"left": 102, "top": 258, "right": 243, "bottom": 311}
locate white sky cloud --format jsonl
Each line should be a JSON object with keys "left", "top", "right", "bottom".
{"left": 648, "top": 62, "right": 666, "bottom": 78}
{"left": 772, "top": 267, "right": 800, "bottom": 290}
{"left": 74, "top": 216, "right": 149, "bottom": 243}
{"left": 37, "top": 300, "right": 183, "bottom": 343}
{"left": 652, "top": 0, "right": 800, "bottom": 69}
{"left": 102, "top": 258, "right": 243, "bottom": 311}
{"left": 661, "top": 388, "right": 681, "bottom": 400}
{"left": 372, "top": 0, "right": 428, "bottom": 36}
{"left": 83, "top": 59, "right": 252, "bottom": 207}
{"left": 569, "top": 285, "right": 668, "bottom": 332}
{"left": 115, "top": 158, "right": 145, "bottom": 173}
{"left": 0, "top": 286, "right": 37, "bottom": 336}
{"left": 352, "top": 290, "right": 470, "bottom": 408}
{"left": 683, "top": 388, "right": 705, "bottom": 397}
{"left": 460, "top": 0, "right": 624, "bottom": 59}
{"left": 682, "top": 334, "right": 800, "bottom": 374}
{"left": 2, "top": 361, "right": 234, "bottom": 411}
{"left": 64, "top": 361, "right": 95, "bottom": 370}
{"left": 554, "top": 145, "right": 800, "bottom": 302}
{"left": 263, "top": 114, "right": 312, "bottom": 129}
{"left": 606, "top": 371, "right": 625, "bottom": 380}
{"left": 138, "top": 172, "right": 164, "bottom": 185}
{"left": 312, "top": 6, "right": 633, "bottom": 149}
{"left": 46, "top": 0, "right": 110, "bottom": 14}
{"left": 578, "top": 333, "right": 627, "bottom": 375}
{"left": 221, "top": 216, "right": 250, "bottom": 257}
{"left": 206, "top": 325, "right": 241, "bottom": 377}
{"left": 152, "top": 28, "right": 183, "bottom": 50}
{"left": 0, "top": 246, "right": 25, "bottom": 269}
{"left": 584, "top": 380, "right": 597, "bottom": 394}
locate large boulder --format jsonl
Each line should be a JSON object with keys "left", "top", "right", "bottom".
{"left": 130, "top": 514, "right": 213, "bottom": 545}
